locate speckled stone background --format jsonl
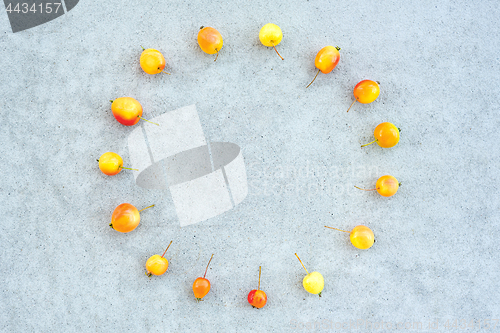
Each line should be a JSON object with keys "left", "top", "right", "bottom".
{"left": 1, "top": 0, "right": 499, "bottom": 332}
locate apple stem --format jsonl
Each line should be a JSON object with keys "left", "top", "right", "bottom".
{"left": 306, "top": 69, "right": 320, "bottom": 88}
{"left": 354, "top": 186, "right": 377, "bottom": 191}
{"left": 138, "top": 204, "right": 155, "bottom": 212}
{"left": 158, "top": 68, "right": 171, "bottom": 75}
{"left": 294, "top": 253, "right": 309, "bottom": 274}
{"left": 119, "top": 166, "right": 139, "bottom": 171}
{"left": 161, "top": 240, "right": 173, "bottom": 258}
{"left": 214, "top": 49, "right": 219, "bottom": 62}
{"left": 203, "top": 254, "right": 214, "bottom": 278}
{"left": 271, "top": 42, "right": 284, "bottom": 60}
{"left": 110, "top": 100, "right": 114, "bottom": 103}
{"left": 141, "top": 45, "right": 145, "bottom": 50}
{"left": 258, "top": 266, "right": 262, "bottom": 290}
{"left": 324, "top": 226, "right": 350, "bottom": 233}
{"left": 138, "top": 116, "right": 160, "bottom": 126}
{"left": 346, "top": 100, "right": 356, "bottom": 112}
{"left": 361, "top": 139, "right": 377, "bottom": 148}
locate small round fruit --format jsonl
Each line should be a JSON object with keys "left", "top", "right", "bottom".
{"left": 315, "top": 46, "right": 341, "bottom": 74}
{"left": 350, "top": 225, "right": 375, "bottom": 250}
{"left": 353, "top": 80, "right": 380, "bottom": 104}
{"left": 198, "top": 27, "right": 223, "bottom": 55}
{"left": 376, "top": 175, "right": 399, "bottom": 197}
{"left": 145, "top": 255, "right": 169, "bottom": 276}
{"left": 110, "top": 203, "right": 140, "bottom": 233}
{"left": 140, "top": 48, "right": 166, "bottom": 75}
{"left": 248, "top": 290, "right": 267, "bottom": 308}
{"left": 259, "top": 23, "right": 283, "bottom": 47}
{"left": 193, "top": 277, "right": 211, "bottom": 300}
{"left": 303, "top": 271, "right": 324, "bottom": 295}
{"left": 111, "top": 97, "right": 143, "bottom": 126}
{"left": 374, "top": 122, "right": 400, "bottom": 148}
{"left": 98, "top": 152, "right": 123, "bottom": 176}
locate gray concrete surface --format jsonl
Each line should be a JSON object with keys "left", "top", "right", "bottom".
{"left": 1, "top": 0, "right": 499, "bottom": 332}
